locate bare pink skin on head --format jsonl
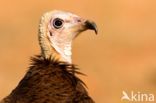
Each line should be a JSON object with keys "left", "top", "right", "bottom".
{"left": 39, "top": 10, "right": 97, "bottom": 63}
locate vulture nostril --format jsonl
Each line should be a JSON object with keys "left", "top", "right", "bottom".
{"left": 77, "top": 19, "right": 81, "bottom": 22}
{"left": 74, "top": 17, "right": 82, "bottom": 23}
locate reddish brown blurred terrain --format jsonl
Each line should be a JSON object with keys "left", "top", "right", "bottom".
{"left": 0, "top": 0, "right": 156, "bottom": 103}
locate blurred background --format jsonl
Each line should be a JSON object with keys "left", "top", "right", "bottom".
{"left": 0, "top": 0, "right": 156, "bottom": 103}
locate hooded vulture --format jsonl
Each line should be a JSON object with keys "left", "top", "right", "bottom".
{"left": 1, "top": 10, "right": 98, "bottom": 103}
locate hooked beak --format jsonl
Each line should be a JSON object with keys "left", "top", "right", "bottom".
{"left": 84, "top": 20, "right": 98, "bottom": 34}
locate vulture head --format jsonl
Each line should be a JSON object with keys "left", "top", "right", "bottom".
{"left": 39, "top": 10, "right": 97, "bottom": 63}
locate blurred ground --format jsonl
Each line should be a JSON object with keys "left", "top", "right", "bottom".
{"left": 0, "top": 0, "right": 156, "bottom": 103}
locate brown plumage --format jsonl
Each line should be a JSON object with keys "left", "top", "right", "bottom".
{"left": 1, "top": 56, "right": 94, "bottom": 103}
{"left": 1, "top": 10, "right": 97, "bottom": 103}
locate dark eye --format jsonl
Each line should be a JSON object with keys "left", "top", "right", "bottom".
{"left": 53, "top": 18, "right": 64, "bottom": 29}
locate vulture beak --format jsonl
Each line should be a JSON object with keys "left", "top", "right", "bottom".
{"left": 84, "top": 20, "right": 98, "bottom": 34}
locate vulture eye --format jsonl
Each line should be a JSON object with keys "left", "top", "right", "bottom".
{"left": 53, "top": 18, "right": 64, "bottom": 29}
